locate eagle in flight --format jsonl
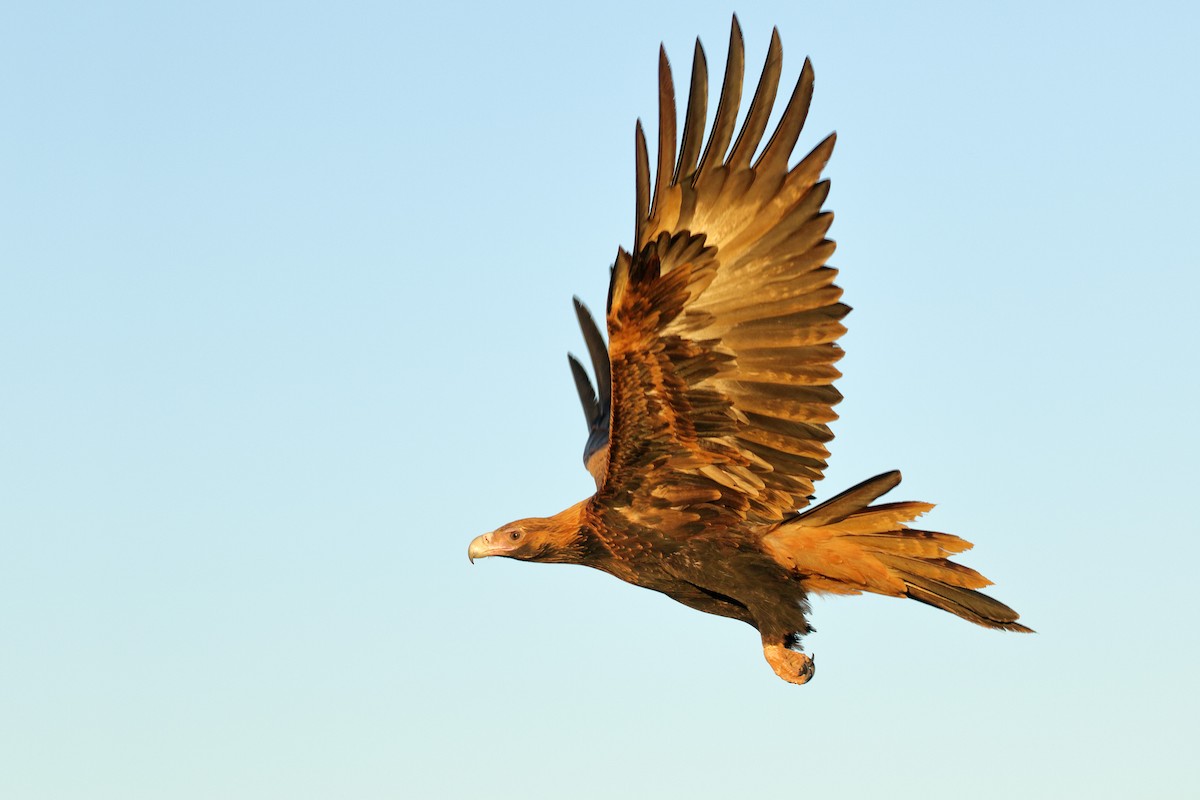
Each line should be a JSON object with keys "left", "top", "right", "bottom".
{"left": 468, "top": 17, "right": 1029, "bottom": 685}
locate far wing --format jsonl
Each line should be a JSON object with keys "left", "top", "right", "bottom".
{"left": 566, "top": 298, "right": 610, "bottom": 488}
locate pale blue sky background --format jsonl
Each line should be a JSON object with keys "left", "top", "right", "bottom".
{"left": 3, "top": 1, "right": 1199, "bottom": 798}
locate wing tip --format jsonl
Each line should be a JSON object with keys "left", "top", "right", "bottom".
{"left": 768, "top": 26, "right": 783, "bottom": 57}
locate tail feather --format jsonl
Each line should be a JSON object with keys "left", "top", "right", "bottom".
{"left": 905, "top": 576, "right": 1032, "bottom": 632}
{"left": 872, "top": 552, "right": 991, "bottom": 590}
{"left": 763, "top": 470, "right": 1032, "bottom": 632}
{"left": 798, "top": 470, "right": 901, "bottom": 526}
{"left": 829, "top": 501, "right": 936, "bottom": 532}
{"left": 843, "top": 529, "right": 972, "bottom": 557}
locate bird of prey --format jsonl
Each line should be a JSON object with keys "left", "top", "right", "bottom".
{"left": 468, "top": 18, "right": 1029, "bottom": 685}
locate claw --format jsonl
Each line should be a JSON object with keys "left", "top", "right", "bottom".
{"left": 798, "top": 652, "right": 816, "bottom": 683}
{"left": 763, "top": 642, "right": 816, "bottom": 686}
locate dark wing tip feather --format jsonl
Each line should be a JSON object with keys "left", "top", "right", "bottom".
{"left": 757, "top": 55, "right": 815, "bottom": 171}
{"left": 727, "top": 25, "right": 783, "bottom": 169}
{"left": 573, "top": 297, "right": 611, "bottom": 409}
{"left": 634, "top": 119, "right": 650, "bottom": 244}
{"left": 567, "top": 353, "right": 600, "bottom": 425}
{"left": 652, "top": 45, "right": 677, "bottom": 221}
{"left": 673, "top": 38, "right": 709, "bottom": 185}
{"left": 695, "top": 15, "right": 745, "bottom": 179}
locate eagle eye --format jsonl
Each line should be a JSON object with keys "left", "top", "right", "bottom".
{"left": 509, "top": 530, "right": 522, "bottom": 541}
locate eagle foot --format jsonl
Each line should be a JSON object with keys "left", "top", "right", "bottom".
{"left": 763, "top": 643, "right": 815, "bottom": 686}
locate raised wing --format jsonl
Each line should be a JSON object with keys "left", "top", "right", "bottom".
{"left": 596, "top": 18, "right": 847, "bottom": 532}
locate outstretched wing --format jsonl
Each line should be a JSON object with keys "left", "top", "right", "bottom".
{"left": 596, "top": 18, "right": 847, "bottom": 532}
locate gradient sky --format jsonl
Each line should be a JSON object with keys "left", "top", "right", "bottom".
{"left": 3, "top": 1, "right": 1199, "bottom": 798}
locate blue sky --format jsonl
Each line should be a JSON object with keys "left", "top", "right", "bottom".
{"left": 3, "top": 1, "right": 1198, "bottom": 797}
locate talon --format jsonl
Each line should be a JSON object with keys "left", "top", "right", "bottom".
{"left": 798, "top": 653, "right": 816, "bottom": 682}
{"left": 763, "top": 642, "right": 816, "bottom": 686}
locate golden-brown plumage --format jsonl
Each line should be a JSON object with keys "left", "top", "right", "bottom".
{"left": 468, "top": 17, "right": 1030, "bottom": 685}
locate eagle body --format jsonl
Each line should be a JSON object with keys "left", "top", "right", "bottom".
{"left": 591, "top": 510, "right": 808, "bottom": 639}
{"left": 468, "top": 18, "right": 1029, "bottom": 685}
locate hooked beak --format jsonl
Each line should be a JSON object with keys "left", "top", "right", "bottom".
{"left": 468, "top": 531, "right": 501, "bottom": 563}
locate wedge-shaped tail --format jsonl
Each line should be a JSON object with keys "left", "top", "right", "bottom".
{"left": 763, "top": 471, "right": 1031, "bottom": 632}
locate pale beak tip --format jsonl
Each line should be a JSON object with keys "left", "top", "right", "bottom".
{"left": 468, "top": 534, "right": 490, "bottom": 564}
